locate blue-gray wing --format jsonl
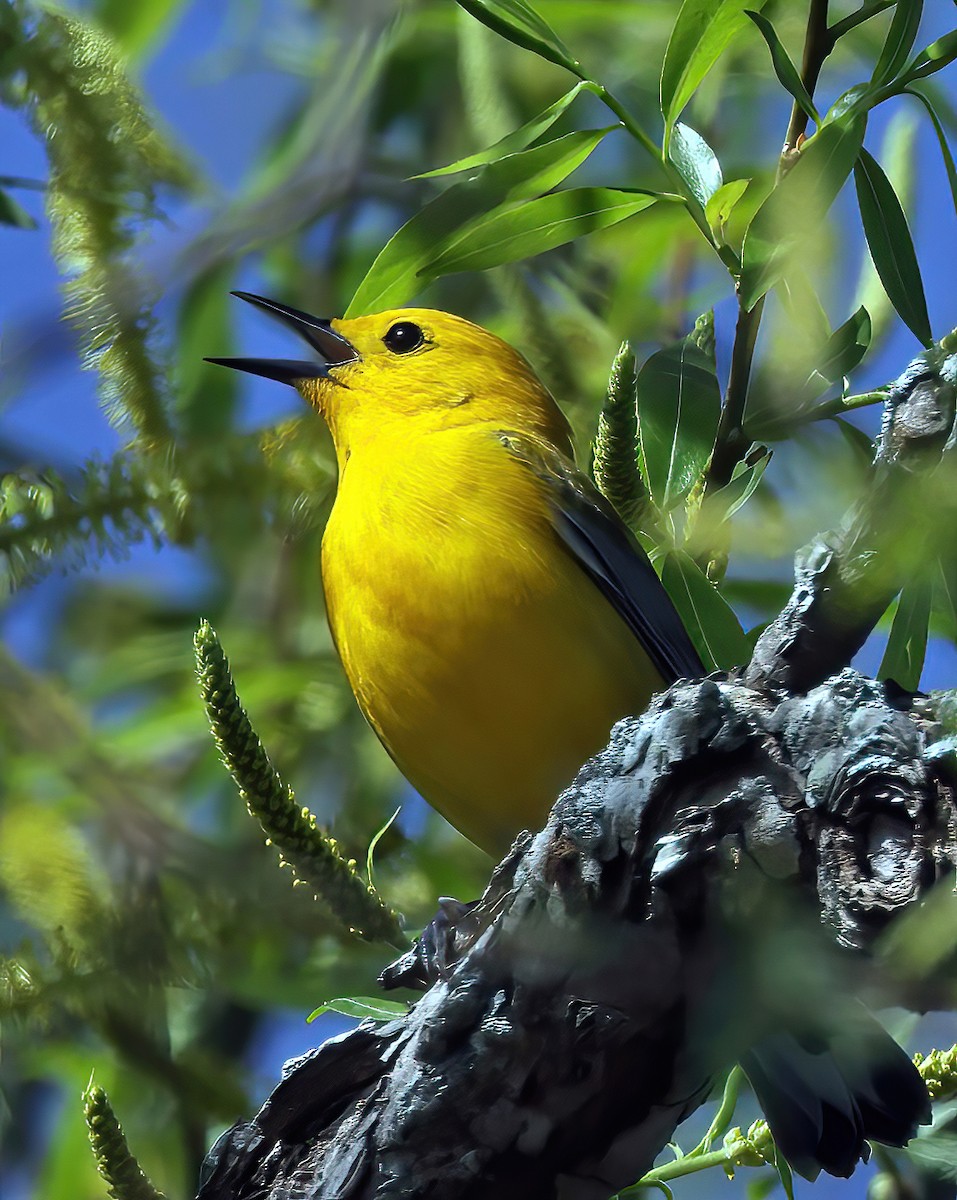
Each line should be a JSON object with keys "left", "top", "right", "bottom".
{"left": 497, "top": 431, "right": 704, "bottom": 684}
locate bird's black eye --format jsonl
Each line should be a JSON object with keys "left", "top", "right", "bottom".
{"left": 383, "top": 321, "right": 425, "bottom": 354}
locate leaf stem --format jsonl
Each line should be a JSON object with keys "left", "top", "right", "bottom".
{"left": 583, "top": 80, "right": 719, "bottom": 249}
{"left": 704, "top": 0, "right": 832, "bottom": 497}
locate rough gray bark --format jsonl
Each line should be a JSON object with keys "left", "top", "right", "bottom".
{"left": 196, "top": 342, "right": 957, "bottom": 1200}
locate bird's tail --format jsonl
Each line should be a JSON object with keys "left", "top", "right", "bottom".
{"left": 742, "top": 1013, "right": 931, "bottom": 1179}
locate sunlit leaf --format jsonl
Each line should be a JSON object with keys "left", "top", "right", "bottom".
{"left": 422, "top": 186, "right": 664, "bottom": 276}
{"left": 660, "top": 0, "right": 768, "bottom": 131}
{"left": 637, "top": 314, "right": 721, "bottom": 510}
{"left": 704, "top": 178, "right": 750, "bottom": 240}
{"left": 854, "top": 146, "right": 932, "bottom": 346}
{"left": 904, "top": 88, "right": 957, "bottom": 217}
{"left": 871, "top": 0, "right": 923, "bottom": 86}
{"left": 899, "top": 29, "right": 957, "bottom": 85}
{"left": 740, "top": 113, "right": 866, "bottom": 309}
{"left": 455, "top": 0, "right": 579, "bottom": 72}
{"left": 745, "top": 10, "right": 818, "bottom": 123}
{"left": 94, "top": 0, "right": 188, "bottom": 59}
{"left": 307, "top": 996, "right": 409, "bottom": 1023}
{"left": 879, "top": 581, "right": 931, "bottom": 691}
{"left": 414, "top": 82, "right": 596, "bottom": 178}
{"left": 348, "top": 128, "right": 614, "bottom": 313}
{"left": 813, "top": 306, "right": 872, "bottom": 384}
{"left": 661, "top": 551, "right": 749, "bottom": 671}
{"left": 707, "top": 446, "right": 771, "bottom": 521}
{"left": 668, "top": 122, "right": 723, "bottom": 209}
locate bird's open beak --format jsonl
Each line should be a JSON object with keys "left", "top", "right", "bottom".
{"left": 204, "top": 291, "right": 359, "bottom": 386}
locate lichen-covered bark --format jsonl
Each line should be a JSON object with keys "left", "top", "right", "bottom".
{"left": 196, "top": 344, "right": 957, "bottom": 1200}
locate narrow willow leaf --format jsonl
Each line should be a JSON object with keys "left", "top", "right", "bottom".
{"left": 775, "top": 1148, "right": 796, "bottom": 1200}
{"left": 833, "top": 416, "right": 875, "bottom": 467}
{"left": 708, "top": 447, "right": 771, "bottom": 522}
{"left": 0, "top": 187, "right": 37, "bottom": 229}
{"left": 740, "top": 113, "right": 866, "bottom": 309}
{"left": 854, "top": 146, "right": 932, "bottom": 346}
{"left": 95, "top": 0, "right": 189, "bottom": 59}
{"left": 900, "top": 30, "right": 957, "bottom": 84}
{"left": 455, "top": 0, "right": 579, "bottom": 72}
{"left": 660, "top": 0, "right": 768, "bottom": 130}
{"left": 422, "top": 186, "right": 663, "bottom": 276}
{"left": 637, "top": 314, "right": 721, "bottom": 511}
{"left": 704, "top": 177, "right": 749, "bottom": 238}
{"left": 745, "top": 10, "right": 819, "bottom": 122}
{"left": 904, "top": 89, "right": 957, "bottom": 218}
{"left": 879, "top": 581, "right": 931, "bottom": 691}
{"left": 871, "top": 0, "right": 924, "bottom": 86}
{"left": 307, "top": 996, "right": 409, "bottom": 1023}
{"left": 414, "top": 82, "right": 595, "bottom": 178}
{"left": 661, "top": 550, "right": 749, "bottom": 671}
{"left": 348, "top": 128, "right": 612, "bottom": 314}
{"left": 668, "top": 122, "right": 723, "bottom": 208}
{"left": 813, "top": 306, "right": 872, "bottom": 384}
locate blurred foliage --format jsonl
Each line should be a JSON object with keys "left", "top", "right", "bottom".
{"left": 1, "top": 0, "right": 956, "bottom": 1196}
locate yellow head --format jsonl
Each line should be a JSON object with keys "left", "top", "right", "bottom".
{"left": 206, "top": 293, "right": 573, "bottom": 458}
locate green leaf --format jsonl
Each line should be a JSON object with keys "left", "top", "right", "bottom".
{"left": 637, "top": 314, "right": 721, "bottom": 511}
{"left": 455, "top": 0, "right": 579, "bottom": 73}
{"left": 422, "top": 186, "right": 663, "bottom": 276}
{"left": 904, "top": 89, "right": 957, "bottom": 219}
{"left": 707, "top": 446, "right": 771, "bottom": 521}
{"left": 176, "top": 265, "right": 236, "bottom": 437}
{"left": 745, "top": 10, "right": 819, "bottom": 123}
{"left": 414, "top": 82, "right": 596, "bottom": 178}
{"left": 668, "top": 122, "right": 723, "bottom": 209}
{"left": 704, "top": 177, "right": 750, "bottom": 239}
{"left": 746, "top": 1173, "right": 781, "bottom": 1200}
{"left": 879, "top": 580, "right": 931, "bottom": 691}
{"left": 307, "top": 996, "right": 409, "bottom": 1023}
{"left": 660, "top": 0, "right": 768, "bottom": 131}
{"left": 854, "top": 146, "right": 932, "bottom": 346}
{"left": 660, "top": 550, "right": 749, "bottom": 671}
{"left": 93, "top": 0, "right": 188, "bottom": 59}
{"left": 774, "top": 1147, "right": 796, "bottom": 1200}
{"left": 813, "top": 306, "right": 872, "bottom": 384}
{"left": 833, "top": 416, "right": 875, "bottom": 467}
{"left": 0, "top": 186, "right": 37, "bottom": 229}
{"left": 871, "top": 0, "right": 923, "bottom": 86}
{"left": 348, "top": 128, "right": 613, "bottom": 314}
{"left": 740, "top": 114, "right": 866, "bottom": 309}
{"left": 899, "top": 29, "right": 957, "bottom": 85}
{"left": 906, "top": 1132, "right": 957, "bottom": 1181}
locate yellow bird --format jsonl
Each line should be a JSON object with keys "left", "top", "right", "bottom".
{"left": 208, "top": 293, "right": 702, "bottom": 856}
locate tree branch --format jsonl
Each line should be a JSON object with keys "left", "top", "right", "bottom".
{"left": 195, "top": 342, "right": 957, "bottom": 1200}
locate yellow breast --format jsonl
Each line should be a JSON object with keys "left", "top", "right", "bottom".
{"left": 321, "top": 423, "right": 662, "bottom": 856}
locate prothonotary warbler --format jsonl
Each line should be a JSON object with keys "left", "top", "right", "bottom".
{"left": 206, "top": 296, "right": 933, "bottom": 1181}
{"left": 208, "top": 293, "right": 702, "bottom": 856}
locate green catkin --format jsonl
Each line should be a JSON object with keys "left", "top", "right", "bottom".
{"left": 83, "top": 1084, "right": 163, "bottom": 1200}
{"left": 194, "top": 621, "right": 405, "bottom": 947}
{"left": 592, "top": 341, "right": 648, "bottom": 526}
